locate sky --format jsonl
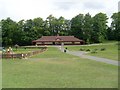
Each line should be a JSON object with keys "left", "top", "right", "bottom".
{"left": 0, "top": 0, "right": 119, "bottom": 26}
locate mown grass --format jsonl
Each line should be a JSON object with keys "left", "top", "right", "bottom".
{"left": 31, "top": 47, "right": 77, "bottom": 58}
{"left": 0, "top": 59, "right": 2, "bottom": 89}
{"left": 2, "top": 47, "right": 118, "bottom": 88}
{"left": 66, "top": 42, "right": 118, "bottom": 60}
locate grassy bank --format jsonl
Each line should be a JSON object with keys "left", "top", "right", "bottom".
{"left": 66, "top": 42, "right": 118, "bottom": 60}
{"left": 2, "top": 47, "right": 118, "bottom": 88}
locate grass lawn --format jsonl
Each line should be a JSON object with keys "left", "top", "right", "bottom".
{"left": 66, "top": 42, "right": 118, "bottom": 60}
{"left": 2, "top": 47, "right": 118, "bottom": 88}
{"left": 0, "top": 59, "right": 1, "bottom": 89}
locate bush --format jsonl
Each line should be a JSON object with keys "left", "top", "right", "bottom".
{"left": 94, "top": 48, "right": 98, "bottom": 51}
{"left": 91, "top": 49, "right": 97, "bottom": 53}
{"left": 116, "top": 42, "right": 119, "bottom": 45}
{"left": 79, "top": 48, "right": 85, "bottom": 51}
{"left": 100, "top": 48, "right": 106, "bottom": 51}
{"left": 91, "top": 50, "right": 97, "bottom": 53}
{"left": 86, "top": 49, "right": 90, "bottom": 52}
{"left": 118, "top": 47, "right": 120, "bottom": 50}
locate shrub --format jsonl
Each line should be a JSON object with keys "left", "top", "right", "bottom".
{"left": 79, "top": 48, "right": 85, "bottom": 51}
{"left": 100, "top": 48, "right": 106, "bottom": 51}
{"left": 118, "top": 46, "right": 120, "bottom": 50}
{"left": 86, "top": 49, "right": 90, "bottom": 52}
{"left": 91, "top": 50, "right": 97, "bottom": 53}
{"left": 116, "top": 42, "right": 119, "bottom": 45}
{"left": 91, "top": 49, "right": 97, "bottom": 53}
{"left": 94, "top": 48, "right": 98, "bottom": 51}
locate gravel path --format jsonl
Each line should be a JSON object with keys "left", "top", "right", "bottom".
{"left": 57, "top": 46, "right": 119, "bottom": 66}
{"left": 67, "top": 51, "right": 119, "bottom": 66}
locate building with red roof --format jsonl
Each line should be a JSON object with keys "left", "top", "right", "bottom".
{"left": 32, "top": 36, "right": 84, "bottom": 45}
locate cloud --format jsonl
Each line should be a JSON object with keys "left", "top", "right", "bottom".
{"left": 0, "top": 0, "right": 54, "bottom": 21}
{"left": 0, "top": 0, "right": 119, "bottom": 25}
{"left": 119, "top": 1, "right": 120, "bottom": 11}
{"left": 53, "top": 2, "right": 78, "bottom": 11}
{"left": 83, "top": 1, "right": 105, "bottom": 9}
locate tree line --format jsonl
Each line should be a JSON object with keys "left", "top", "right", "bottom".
{"left": 1, "top": 12, "right": 120, "bottom": 46}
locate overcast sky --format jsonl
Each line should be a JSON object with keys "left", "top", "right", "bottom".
{"left": 0, "top": 0, "right": 119, "bottom": 25}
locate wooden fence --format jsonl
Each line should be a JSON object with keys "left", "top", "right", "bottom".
{"left": 2, "top": 47, "right": 47, "bottom": 59}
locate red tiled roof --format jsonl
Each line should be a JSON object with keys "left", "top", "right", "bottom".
{"left": 33, "top": 36, "right": 83, "bottom": 42}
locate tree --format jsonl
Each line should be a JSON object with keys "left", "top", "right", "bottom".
{"left": 33, "top": 17, "right": 44, "bottom": 38}
{"left": 111, "top": 12, "right": 120, "bottom": 41}
{"left": 70, "top": 14, "right": 84, "bottom": 39}
{"left": 57, "top": 16, "right": 71, "bottom": 35}
{"left": 1, "top": 13, "right": 115, "bottom": 46}
{"left": 0, "top": 21, "right": 2, "bottom": 47}
{"left": 21, "top": 18, "right": 44, "bottom": 45}
{"left": 83, "top": 13, "right": 93, "bottom": 44}
{"left": 57, "top": 16, "right": 65, "bottom": 35}
{"left": 2, "top": 18, "right": 18, "bottom": 46}
{"left": 45, "top": 15, "right": 70, "bottom": 36}
{"left": 106, "top": 27, "right": 114, "bottom": 40}
{"left": 46, "top": 14, "right": 57, "bottom": 35}
{"left": 92, "top": 13, "right": 108, "bottom": 43}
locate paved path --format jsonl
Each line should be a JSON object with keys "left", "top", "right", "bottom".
{"left": 67, "top": 51, "right": 119, "bottom": 66}
{"left": 57, "top": 46, "right": 119, "bottom": 66}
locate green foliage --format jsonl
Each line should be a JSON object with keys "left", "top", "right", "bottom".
{"left": 86, "top": 49, "right": 90, "bottom": 52}
{"left": 91, "top": 49, "right": 98, "bottom": 53}
{"left": 100, "top": 48, "right": 106, "bottom": 51}
{"left": 70, "top": 14, "right": 84, "bottom": 39}
{"left": 83, "top": 13, "right": 93, "bottom": 44}
{"left": 2, "top": 18, "right": 18, "bottom": 46}
{"left": 0, "top": 22, "right": 2, "bottom": 47}
{"left": 1, "top": 12, "right": 119, "bottom": 46}
{"left": 79, "top": 48, "right": 85, "bottom": 51}
{"left": 106, "top": 27, "right": 115, "bottom": 40}
{"left": 92, "top": 13, "right": 108, "bottom": 43}
{"left": 70, "top": 13, "right": 109, "bottom": 43}
{"left": 45, "top": 15, "right": 70, "bottom": 36}
{"left": 111, "top": 12, "right": 120, "bottom": 41}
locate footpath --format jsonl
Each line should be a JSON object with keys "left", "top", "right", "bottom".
{"left": 57, "top": 46, "right": 119, "bottom": 66}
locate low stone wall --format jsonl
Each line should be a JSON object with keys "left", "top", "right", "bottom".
{"left": 2, "top": 47, "right": 47, "bottom": 59}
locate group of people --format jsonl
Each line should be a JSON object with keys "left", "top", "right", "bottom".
{"left": 3, "top": 47, "right": 14, "bottom": 55}
{"left": 2, "top": 47, "right": 28, "bottom": 59}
